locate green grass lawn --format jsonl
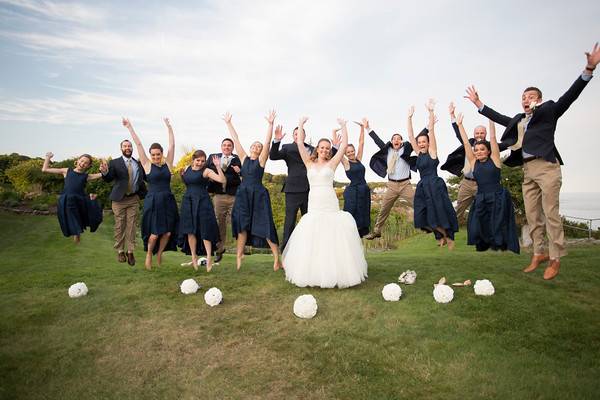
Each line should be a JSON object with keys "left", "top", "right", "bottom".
{"left": 0, "top": 211, "right": 599, "bottom": 400}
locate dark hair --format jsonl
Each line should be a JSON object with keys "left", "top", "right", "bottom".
{"left": 523, "top": 86, "right": 542, "bottom": 99}
{"left": 391, "top": 133, "right": 403, "bottom": 141}
{"left": 192, "top": 150, "right": 207, "bottom": 161}
{"left": 416, "top": 132, "right": 429, "bottom": 142}
{"left": 77, "top": 154, "right": 93, "bottom": 170}
{"left": 346, "top": 143, "right": 355, "bottom": 151}
{"left": 149, "top": 143, "right": 163, "bottom": 153}
{"left": 221, "top": 138, "right": 234, "bottom": 148}
{"left": 120, "top": 139, "right": 131, "bottom": 147}
{"left": 474, "top": 139, "right": 491, "bottom": 153}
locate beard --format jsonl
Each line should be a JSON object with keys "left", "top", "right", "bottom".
{"left": 121, "top": 149, "right": 133, "bottom": 157}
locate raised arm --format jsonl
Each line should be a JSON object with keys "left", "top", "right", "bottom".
{"left": 163, "top": 118, "right": 175, "bottom": 170}
{"left": 356, "top": 118, "right": 366, "bottom": 161}
{"left": 122, "top": 118, "right": 150, "bottom": 171}
{"left": 407, "top": 106, "right": 418, "bottom": 152}
{"left": 269, "top": 125, "right": 286, "bottom": 160}
{"left": 329, "top": 119, "right": 348, "bottom": 168}
{"left": 260, "top": 110, "right": 276, "bottom": 167}
{"left": 296, "top": 116, "right": 311, "bottom": 167}
{"left": 222, "top": 112, "right": 247, "bottom": 163}
{"left": 465, "top": 86, "right": 512, "bottom": 127}
{"left": 489, "top": 119, "right": 501, "bottom": 168}
{"left": 204, "top": 155, "right": 227, "bottom": 183}
{"left": 41, "top": 152, "right": 67, "bottom": 176}
{"left": 425, "top": 99, "right": 438, "bottom": 159}
{"left": 455, "top": 113, "right": 475, "bottom": 169}
{"left": 448, "top": 102, "right": 463, "bottom": 144}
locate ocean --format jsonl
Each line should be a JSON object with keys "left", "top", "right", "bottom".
{"left": 560, "top": 192, "right": 600, "bottom": 229}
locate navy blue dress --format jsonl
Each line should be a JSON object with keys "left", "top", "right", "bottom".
{"left": 57, "top": 168, "right": 102, "bottom": 237}
{"left": 141, "top": 164, "right": 179, "bottom": 253}
{"left": 232, "top": 158, "right": 279, "bottom": 248}
{"left": 178, "top": 167, "right": 219, "bottom": 256}
{"left": 467, "top": 158, "right": 520, "bottom": 253}
{"left": 414, "top": 153, "right": 458, "bottom": 240}
{"left": 343, "top": 160, "right": 371, "bottom": 237}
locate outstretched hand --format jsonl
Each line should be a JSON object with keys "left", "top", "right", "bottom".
{"left": 274, "top": 125, "right": 285, "bottom": 141}
{"left": 212, "top": 155, "right": 221, "bottom": 167}
{"left": 456, "top": 112, "right": 464, "bottom": 125}
{"left": 332, "top": 128, "right": 342, "bottom": 146}
{"left": 99, "top": 159, "right": 108, "bottom": 174}
{"left": 122, "top": 117, "right": 132, "bottom": 129}
{"left": 299, "top": 116, "right": 309, "bottom": 126}
{"left": 425, "top": 98, "right": 436, "bottom": 113}
{"left": 337, "top": 118, "right": 347, "bottom": 127}
{"left": 222, "top": 112, "right": 232, "bottom": 124}
{"left": 408, "top": 105, "right": 415, "bottom": 118}
{"left": 265, "top": 109, "right": 276, "bottom": 125}
{"left": 163, "top": 118, "right": 172, "bottom": 128}
{"left": 464, "top": 85, "right": 482, "bottom": 107}
{"left": 45, "top": 152, "right": 54, "bottom": 159}
{"left": 448, "top": 102, "right": 456, "bottom": 116}
{"left": 585, "top": 42, "right": 600, "bottom": 69}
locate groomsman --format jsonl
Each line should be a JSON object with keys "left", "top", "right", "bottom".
{"left": 206, "top": 138, "right": 241, "bottom": 262}
{"left": 441, "top": 102, "right": 487, "bottom": 224}
{"left": 270, "top": 125, "right": 339, "bottom": 249}
{"left": 464, "top": 42, "right": 599, "bottom": 280}
{"left": 100, "top": 140, "right": 147, "bottom": 265}
{"left": 364, "top": 121, "right": 427, "bottom": 240}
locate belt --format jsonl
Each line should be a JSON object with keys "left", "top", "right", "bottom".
{"left": 389, "top": 177, "right": 410, "bottom": 183}
{"left": 463, "top": 176, "right": 476, "bottom": 181}
{"left": 523, "top": 156, "right": 542, "bottom": 163}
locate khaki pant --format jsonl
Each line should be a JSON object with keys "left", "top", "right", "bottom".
{"left": 373, "top": 180, "right": 415, "bottom": 234}
{"left": 522, "top": 159, "right": 566, "bottom": 259}
{"left": 213, "top": 194, "right": 236, "bottom": 252}
{"left": 455, "top": 178, "right": 478, "bottom": 223}
{"left": 112, "top": 194, "right": 139, "bottom": 253}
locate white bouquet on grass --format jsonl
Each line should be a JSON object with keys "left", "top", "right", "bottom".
{"left": 68, "top": 282, "right": 88, "bottom": 298}
{"left": 180, "top": 279, "right": 200, "bottom": 295}
{"left": 398, "top": 270, "right": 417, "bottom": 284}
{"left": 381, "top": 283, "right": 402, "bottom": 301}
{"left": 474, "top": 279, "right": 495, "bottom": 296}
{"left": 204, "top": 287, "right": 223, "bottom": 307}
{"left": 293, "top": 294, "right": 318, "bottom": 319}
{"left": 433, "top": 277, "right": 454, "bottom": 303}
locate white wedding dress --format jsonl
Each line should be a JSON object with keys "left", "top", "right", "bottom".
{"left": 283, "top": 165, "right": 368, "bottom": 288}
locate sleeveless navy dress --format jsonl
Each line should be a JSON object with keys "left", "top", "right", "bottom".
{"left": 467, "top": 158, "right": 520, "bottom": 253}
{"left": 57, "top": 168, "right": 102, "bottom": 237}
{"left": 141, "top": 164, "right": 179, "bottom": 253}
{"left": 343, "top": 160, "right": 371, "bottom": 237}
{"left": 178, "top": 168, "right": 219, "bottom": 255}
{"left": 231, "top": 158, "right": 279, "bottom": 248}
{"left": 413, "top": 153, "right": 458, "bottom": 240}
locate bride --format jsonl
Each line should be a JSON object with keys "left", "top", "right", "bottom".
{"left": 283, "top": 116, "right": 368, "bottom": 288}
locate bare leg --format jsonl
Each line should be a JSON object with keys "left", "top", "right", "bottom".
{"left": 156, "top": 232, "right": 171, "bottom": 266}
{"left": 236, "top": 231, "right": 247, "bottom": 271}
{"left": 146, "top": 234, "right": 158, "bottom": 270}
{"left": 187, "top": 234, "right": 198, "bottom": 271}
{"left": 266, "top": 239, "right": 281, "bottom": 271}
{"left": 203, "top": 240, "right": 213, "bottom": 272}
{"left": 73, "top": 235, "right": 81, "bottom": 244}
{"left": 435, "top": 227, "right": 454, "bottom": 250}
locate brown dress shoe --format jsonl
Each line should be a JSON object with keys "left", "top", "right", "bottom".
{"left": 117, "top": 252, "right": 127, "bottom": 263}
{"left": 543, "top": 259, "right": 560, "bottom": 280}
{"left": 523, "top": 254, "right": 549, "bottom": 273}
{"left": 364, "top": 232, "right": 381, "bottom": 240}
{"left": 127, "top": 252, "right": 136, "bottom": 266}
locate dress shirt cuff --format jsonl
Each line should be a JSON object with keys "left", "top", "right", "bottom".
{"left": 451, "top": 117, "right": 456, "bottom": 123}
{"left": 581, "top": 72, "right": 593, "bottom": 81}
{"left": 273, "top": 139, "right": 281, "bottom": 143}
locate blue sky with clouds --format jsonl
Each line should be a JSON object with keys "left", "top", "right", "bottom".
{"left": 0, "top": 0, "right": 599, "bottom": 192}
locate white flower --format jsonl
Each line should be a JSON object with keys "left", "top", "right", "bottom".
{"left": 398, "top": 270, "right": 417, "bottom": 284}
{"left": 180, "top": 279, "right": 200, "bottom": 295}
{"left": 293, "top": 294, "right": 318, "bottom": 319}
{"left": 474, "top": 279, "right": 495, "bottom": 296}
{"left": 433, "top": 284, "right": 454, "bottom": 303}
{"left": 382, "top": 283, "right": 402, "bottom": 301}
{"left": 68, "top": 282, "right": 88, "bottom": 298}
{"left": 204, "top": 287, "right": 223, "bottom": 307}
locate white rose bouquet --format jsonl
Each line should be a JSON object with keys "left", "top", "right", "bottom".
{"left": 68, "top": 282, "right": 88, "bottom": 298}
{"left": 204, "top": 287, "right": 223, "bottom": 307}
{"left": 293, "top": 294, "right": 318, "bottom": 319}
{"left": 180, "top": 279, "right": 200, "bottom": 295}
{"left": 381, "top": 283, "right": 402, "bottom": 301}
{"left": 474, "top": 279, "right": 495, "bottom": 296}
{"left": 398, "top": 270, "right": 417, "bottom": 284}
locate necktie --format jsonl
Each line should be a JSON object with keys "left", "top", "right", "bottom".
{"left": 221, "top": 156, "right": 230, "bottom": 171}
{"left": 387, "top": 151, "right": 399, "bottom": 175}
{"left": 126, "top": 159, "right": 133, "bottom": 194}
{"left": 511, "top": 114, "right": 532, "bottom": 151}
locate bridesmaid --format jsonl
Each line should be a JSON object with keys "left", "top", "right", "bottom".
{"left": 123, "top": 117, "right": 179, "bottom": 270}
{"left": 341, "top": 118, "right": 371, "bottom": 237}
{"left": 41, "top": 152, "right": 103, "bottom": 243}
{"left": 222, "top": 110, "right": 280, "bottom": 271}
{"left": 456, "top": 115, "right": 520, "bottom": 253}
{"left": 179, "top": 150, "right": 226, "bottom": 272}
{"left": 408, "top": 100, "right": 458, "bottom": 249}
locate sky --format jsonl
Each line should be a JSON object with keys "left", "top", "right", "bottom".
{"left": 0, "top": 0, "right": 599, "bottom": 192}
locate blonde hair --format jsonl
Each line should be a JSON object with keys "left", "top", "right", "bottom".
{"left": 310, "top": 138, "right": 332, "bottom": 161}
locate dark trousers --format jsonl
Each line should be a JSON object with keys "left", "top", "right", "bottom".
{"left": 282, "top": 191, "right": 309, "bottom": 250}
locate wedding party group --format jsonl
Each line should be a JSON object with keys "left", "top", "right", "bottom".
{"left": 41, "top": 43, "right": 599, "bottom": 287}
